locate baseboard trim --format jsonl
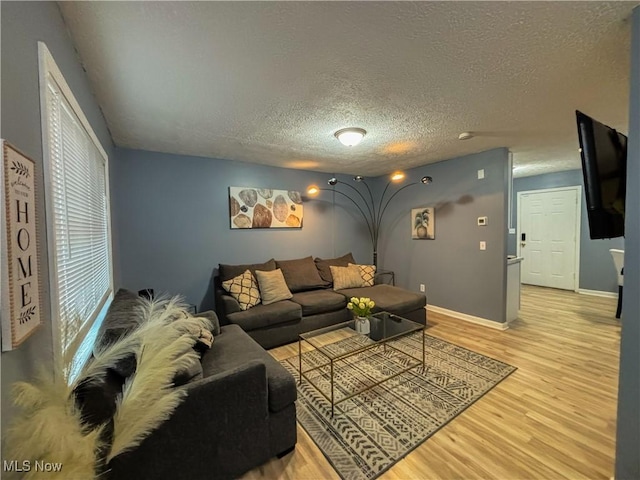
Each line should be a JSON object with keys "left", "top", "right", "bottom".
{"left": 578, "top": 289, "right": 617, "bottom": 299}
{"left": 427, "top": 305, "right": 509, "bottom": 331}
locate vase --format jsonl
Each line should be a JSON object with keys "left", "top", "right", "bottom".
{"left": 355, "top": 316, "right": 370, "bottom": 335}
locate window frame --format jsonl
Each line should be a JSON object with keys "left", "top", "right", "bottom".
{"left": 38, "top": 41, "right": 114, "bottom": 376}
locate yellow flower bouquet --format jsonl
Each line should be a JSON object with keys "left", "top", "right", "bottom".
{"left": 347, "top": 296, "right": 375, "bottom": 317}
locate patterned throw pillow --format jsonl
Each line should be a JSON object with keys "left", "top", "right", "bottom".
{"left": 350, "top": 263, "right": 376, "bottom": 287}
{"left": 330, "top": 264, "right": 365, "bottom": 290}
{"left": 221, "top": 269, "right": 261, "bottom": 311}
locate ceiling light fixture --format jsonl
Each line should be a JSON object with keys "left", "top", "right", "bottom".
{"left": 458, "top": 132, "right": 474, "bottom": 140}
{"left": 335, "top": 128, "right": 366, "bottom": 147}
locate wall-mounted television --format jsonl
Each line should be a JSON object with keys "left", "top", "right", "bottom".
{"left": 575, "top": 110, "right": 627, "bottom": 239}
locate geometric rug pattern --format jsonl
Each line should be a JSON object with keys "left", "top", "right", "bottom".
{"left": 281, "top": 332, "right": 516, "bottom": 480}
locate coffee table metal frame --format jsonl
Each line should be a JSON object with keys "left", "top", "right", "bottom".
{"left": 298, "top": 311, "right": 425, "bottom": 417}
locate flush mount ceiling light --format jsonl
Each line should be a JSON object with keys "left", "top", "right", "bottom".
{"left": 458, "top": 132, "right": 474, "bottom": 140}
{"left": 335, "top": 128, "right": 366, "bottom": 147}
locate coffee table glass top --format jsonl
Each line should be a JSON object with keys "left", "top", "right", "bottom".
{"left": 299, "top": 311, "right": 423, "bottom": 360}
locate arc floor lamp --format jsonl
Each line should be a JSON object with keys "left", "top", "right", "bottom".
{"left": 307, "top": 172, "right": 433, "bottom": 268}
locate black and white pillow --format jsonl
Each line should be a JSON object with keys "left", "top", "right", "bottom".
{"left": 221, "top": 269, "right": 261, "bottom": 310}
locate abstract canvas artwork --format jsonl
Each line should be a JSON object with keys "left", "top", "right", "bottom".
{"left": 229, "top": 187, "right": 303, "bottom": 229}
{"left": 411, "top": 206, "right": 435, "bottom": 239}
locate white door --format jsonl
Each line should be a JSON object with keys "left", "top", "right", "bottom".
{"left": 518, "top": 187, "right": 580, "bottom": 290}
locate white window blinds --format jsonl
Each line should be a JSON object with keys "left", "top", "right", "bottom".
{"left": 39, "top": 43, "right": 113, "bottom": 365}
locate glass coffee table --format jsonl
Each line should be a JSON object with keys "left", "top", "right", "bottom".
{"left": 298, "top": 311, "right": 425, "bottom": 416}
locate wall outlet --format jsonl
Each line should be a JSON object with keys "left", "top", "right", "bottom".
{"left": 419, "top": 284, "right": 426, "bottom": 292}
{"left": 478, "top": 169, "right": 485, "bottom": 179}
{"left": 480, "top": 241, "right": 486, "bottom": 250}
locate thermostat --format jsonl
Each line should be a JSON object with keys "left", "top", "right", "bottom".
{"left": 477, "top": 216, "right": 488, "bottom": 226}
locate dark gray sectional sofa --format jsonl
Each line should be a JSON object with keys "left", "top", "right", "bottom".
{"left": 214, "top": 253, "right": 427, "bottom": 349}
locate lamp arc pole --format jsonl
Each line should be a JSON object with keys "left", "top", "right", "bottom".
{"left": 308, "top": 175, "right": 432, "bottom": 268}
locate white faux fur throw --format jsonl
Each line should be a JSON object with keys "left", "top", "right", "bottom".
{"left": 6, "top": 296, "right": 211, "bottom": 479}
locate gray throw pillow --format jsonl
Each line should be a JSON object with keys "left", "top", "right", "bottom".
{"left": 255, "top": 269, "right": 293, "bottom": 305}
{"left": 196, "top": 310, "right": 221, "bottom": 336}
{"left": 331, "top": 264, "right": 366, "bottom": 290}
{"left": 219, "top": 259, "right": 276, "bottom": 282}
{"left": 314, "top": 252, "right": 356, "bottom": 284}
{"left": 276, "top": 256, "right": 327, "bottom": 292}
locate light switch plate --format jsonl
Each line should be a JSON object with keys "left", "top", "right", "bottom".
{"left": 478, "top": 169, "right": 485, "bottom": 179}
{"left": 480, "top": 241, "right": 486, "bottom": 250}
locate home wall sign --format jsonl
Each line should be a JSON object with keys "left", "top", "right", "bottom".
{"left": 229, "top": 187, "right": 303, "bottom": 229}
{"left": 1, "top": 140, "right": 42, "bottom": 351}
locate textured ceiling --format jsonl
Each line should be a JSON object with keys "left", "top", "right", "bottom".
{"left": 58, "top": 1, "right": 636, "bottom": 178}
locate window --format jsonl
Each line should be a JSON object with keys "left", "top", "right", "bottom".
{"left": 38, "top": 42, "right": 113, "bottom": 376}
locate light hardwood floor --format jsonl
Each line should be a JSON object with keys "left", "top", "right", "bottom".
{"left": 242, "top": 285, "right": 621, "bottom": 480}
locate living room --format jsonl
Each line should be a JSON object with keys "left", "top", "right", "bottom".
{"left": 1, "top": 2, "right": 638, "bottom": 479}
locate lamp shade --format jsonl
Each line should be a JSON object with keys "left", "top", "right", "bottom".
{"left": 335, "top": 128, "right": 366, "bottom": 146}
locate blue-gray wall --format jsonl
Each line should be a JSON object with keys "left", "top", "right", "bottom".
{"left": 114, "top": 148, "right": 510, "bottom": 324}
{"left": 380, "top": 148, "right": 509, "bottom": 323}
{"left": 0, "top": 1, "right": 115, "bottom": 446}
{"left": 615, "top": 6, "right": 640, "bottom": 479}
{"left": 112, "top": 148, "right": 371, "bottom": 311}
{"left": 509, "top": 170, "right": 624, "bottom": 293}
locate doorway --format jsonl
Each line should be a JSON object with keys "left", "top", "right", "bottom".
{"left": 517, "top": 186, "right": 581, "bottom": 291}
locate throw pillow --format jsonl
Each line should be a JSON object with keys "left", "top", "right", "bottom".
{"left": 221, "top": 270, "right": 261, "bottom": 311}
{"left": 218, "top": 258, "right": 276, "bottom": 282}
{"left": 314, "top": 252, "right": 356, "bottom": 284}
{"left": 331, "top": 264, "right": 365, "bottom": 290}
{"left": 349, "top": 263, "right": 376, "bottom": 287}
{"left": 255, "top": 269, "right": 293, "bottom": 305}
{"left": 276, "top": 256, "right": 327, "bottom": 292}
{"left": 196, "top": 310, "right": 221, "bottom": 336}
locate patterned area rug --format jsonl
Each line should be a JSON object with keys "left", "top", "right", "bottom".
{"left": 280, "top": 331, "right": 516, "bottom": 480}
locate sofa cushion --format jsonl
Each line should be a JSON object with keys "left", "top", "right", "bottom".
{"left": 290, "top": 290, "right": 348, "bottom": 316}
{"left": 219, "top": 258, "right": 276, "bottom": 282}
{"left": 350, "top": 263, "right": 376, "bottom": 287}
{"left": 201, "top": 324, "right": 297, "bottom": 412}
{"left": 275, "top": 256, "right": 327, "bottom": 292}
{"left": 331, "top": 264, "right": 365, "bottom": 290}
{"left": 222, "top": 269, "right": 261, "bottom": 310}
{"left": 337, "top": 284, "right": 426, "bottom": 314}
{"left": 255, "top": 269, "right": 293, "bottom": 305}
{"left": 314, "top": 252, "right": 356, "bottom": 284}
{"left": 227, "top": 300, "right": 301, "bottom": 331}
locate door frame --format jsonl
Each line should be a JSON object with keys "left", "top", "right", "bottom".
{"left": 517, "top": 185, "right": 582, "bottom": 292}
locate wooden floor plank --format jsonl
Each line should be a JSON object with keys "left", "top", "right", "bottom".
{"left": 241, "top": 285, "right": 620, "bottom": 480}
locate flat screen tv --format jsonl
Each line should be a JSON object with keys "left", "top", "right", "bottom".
{"left": 575, "top": 110, "right": 627, "bottom": 239}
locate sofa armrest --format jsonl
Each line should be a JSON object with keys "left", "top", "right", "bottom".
{"left": 106, "top": 360, "right": 270, "bottom": 480}
{"left": 214, "top": 276, "right": 240, "bottom": 325}
{"left": 217, "top": 294, "right": 241, "bottom": 325}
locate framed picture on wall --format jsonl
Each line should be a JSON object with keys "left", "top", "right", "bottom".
{"left": 411, "top": 207, "right": 435, "bottom": 240}
{"left": 229, "top": 187, "right": 303, "bottom": 229}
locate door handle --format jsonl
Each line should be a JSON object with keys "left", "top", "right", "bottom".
{"left": 521, "top": 242, "right": 526, "bottom": 248}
